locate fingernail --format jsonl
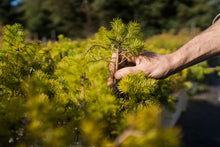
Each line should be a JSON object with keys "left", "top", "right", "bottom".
{"left": 114, "top": 72, "right": 121, "bottom": 79}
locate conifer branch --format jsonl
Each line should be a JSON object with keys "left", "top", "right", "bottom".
{"left": 3, "top": 39, "right": 14, "bottom": 47}
{"left": 28, "top": 67, "right": 33, "bottom": 79}
{"left": 119, "top": 99, "right": 127, "bottom": 111}
{"left": 5, "top": 26, "right": 17, "bottom": 36}
{"left": 84, "top": 45, "right": 113, "bottom": 55}
{"left": 114, "top": 127, "right": 144, "bottom": 147}
{"left": 81, "top": 75, "right": 88, "bottom": 118}
{"left": 87, "top": 57, "right": 111, "bottom": 63}
{"left": 87, "top": 67, "right": 105, "bottom": 78}
{"left": 119, "top": 58, "right": 127, "bottom": 65}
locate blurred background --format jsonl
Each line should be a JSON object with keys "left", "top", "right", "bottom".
{"left": 1, "top": 0, "right": 220, "bottom": 40}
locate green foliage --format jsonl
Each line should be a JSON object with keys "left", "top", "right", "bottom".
{"left": 118, "top": 72, "right": 177, "bottom": 112}
{"left": 117, "top": 105, "right": 180, "bottom": 147}
{"left": 21, "top": 0, "right": 54, "bottom": 38}
{"left": 18, "top": 0, "right": 219, "bottom": 38}
{"left": 0, "top": 22, "right": 211, "bottom": 147}
{"left": 1, "top": 0, "right": 219, "bottom": 39}
{"left": 0, "top": 0, "right": 23, "bottom": 25}
{"left": 88, "top": 18, "right": 144, "bottom": 59}
{"left": 216, "top": 66, "right": 220, "bottom": 76}
{"left": 145, "top": 30, "right": 193, "bottom": 54}
{"left": 0, "top": 23, "right": 58, "bottom": 94}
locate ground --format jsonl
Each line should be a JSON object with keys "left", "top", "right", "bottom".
{"left": 176, "top": 59, "right": 220, "bottom": 147}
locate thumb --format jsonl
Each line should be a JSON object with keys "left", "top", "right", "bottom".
{"left": 107, "top": 53, "right": 117, "bottom": 86}
{"left": 115, "top": 66, "right": 140, "bottom": 79}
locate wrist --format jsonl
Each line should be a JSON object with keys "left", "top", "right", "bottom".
{"left": 165, "top": 51, "right": 185, "bottom": 76}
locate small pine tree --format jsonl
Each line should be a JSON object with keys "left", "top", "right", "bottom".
{"left": 86, "top": 18, "right": 177, "bottom": 111}
{"left": 86, "top": 18, "right": 144, "bottom": 73}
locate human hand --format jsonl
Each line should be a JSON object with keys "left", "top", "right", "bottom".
{"left": 107, "top": 50, "right": 172, "bottom": 86}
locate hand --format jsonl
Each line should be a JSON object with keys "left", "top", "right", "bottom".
{"left": 107, "top": 50, "right": 172, "bottom": 86}
{"left": 107, "top": 19, "right": 220, "bottom": 86}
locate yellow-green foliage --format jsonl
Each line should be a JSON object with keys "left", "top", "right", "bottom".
{"left": 145, "top": 30, "right": 213, "bottom": 82}
{"left": 87, "top": 18, "right": 144, "bottom": 62}
{"left": 118, "top": 72, "right": 177, "bottom": 112}
{"left": 81, "top": 105, "right": 180, "bottom": 147}
{"left": 0, "top": 23, "right": 3, "bottom": 46}
{"left": 145, "top": 30, "right": 192, "bottom": 54}
{"left": 217, "top": 66, "right": 220, "bottom": 76}
{"left": 0, "top": 21, "right": 211, "bottom": 147}
{"left": 118, "top": 105, "right": 180, "bottom": 147}
{"left": 45, "top": 34, "right": 87, "bottom": 61}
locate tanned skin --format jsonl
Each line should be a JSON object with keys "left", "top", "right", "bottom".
{"left": 107, "top": 19, "right": 220, "bottom": 86}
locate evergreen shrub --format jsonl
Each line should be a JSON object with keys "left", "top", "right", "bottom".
{"left": 0, "top": 20, "right": 212, "bottom": 147}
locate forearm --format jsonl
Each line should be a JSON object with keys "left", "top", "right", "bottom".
{"left": 167, "top": 19, "right": 220, "bottom": 75}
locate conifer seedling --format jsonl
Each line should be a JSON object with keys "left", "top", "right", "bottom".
{"left": 85, "top": 19, "right": 178, "bottom": 111}
{"left": 85, "top": 18, "right": 145, "bottom": 85}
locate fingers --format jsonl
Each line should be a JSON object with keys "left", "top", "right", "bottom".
{"left": 107, "top": 52, "right": 140, "bottom": 86}
{"left": 107, "top": 52, "right": 129, "bottom": 86}
{"left": 114, "top": 66, "right": 140, "bottom": 80}
{"left": 107, "top": 53, "right": 117, "bottom": 86}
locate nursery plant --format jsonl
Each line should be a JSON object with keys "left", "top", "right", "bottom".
{"left": 0, "top": 20, "right": 212, "bottom": 147}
